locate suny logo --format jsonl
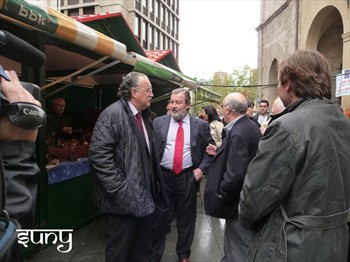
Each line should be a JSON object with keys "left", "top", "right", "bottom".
{"left": 16, "top": 229, "right": 73, "bottom": 253}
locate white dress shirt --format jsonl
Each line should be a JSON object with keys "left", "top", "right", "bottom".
{"left": 160, "top": 114, "right": 193, "bottom": 170}
{"left": 128, "top": 102, "right": 150, "bottom": 150}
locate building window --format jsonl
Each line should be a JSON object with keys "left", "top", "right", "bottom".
{"left": 155, "top": 29, "right": 158, "bottom": 49}
{"left": 142, "top": 21, "right": 148, "bottom": 48}
{"left": 68, "top": 0, "right": 79, "bottom": 5}
{"left": 165, "top": 10, "right": 169, "bottom": 27}
{"left": 134, "top": 16, "right": 140, "bottom": 37}
{"left": 149, "top": 0, "right": 153, "bottom": 13}
{"left": 149, "top": 26, "right": 153, "bottom": 45}
{"left": 175, "top": 19, "right": 178, "bottom": 39}
{"left": 60, "top": 0, "right": 64, "bottom": 7}
{"left": 135, "top": 0, "right": 141, "bottom": 10}
{"left": 169, "top": 12, "right": 172, "bottom": 29}
{"left": 83, "top": 0, "right": 95, "bottom": 3}
{"left": 68, "top": 8, "right": 79, "bottom": 16}
{"left": 83, "top": 6, "right": 95, "bottom": 14}
{"left": 175, "top": 0, "right": 179, "bottom": 14}
{"left": 171, "top": 15, "right": 175, "bottom": 36}
{"left": 159, "top": 32, "right": 163, "bottom": 49}
{"left": 155, "top": 0, "right": 158, "bottom": 17}
{"left": 142, "top": 0, "right": 147, "bottom": 9}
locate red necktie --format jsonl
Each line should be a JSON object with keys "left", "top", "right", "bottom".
{"left": 173, "top": 120, "right": 184, "bottom": 174}
{"left": 136, "top": 112, "right": 144, "bottom": 135}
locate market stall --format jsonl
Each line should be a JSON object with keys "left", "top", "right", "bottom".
{"left": 0, "top": 2, "right": 221, "bottom": 259}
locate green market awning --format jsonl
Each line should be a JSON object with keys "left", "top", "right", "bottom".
{"left": 129, "top": 52, "right": 198, "bottom": 89}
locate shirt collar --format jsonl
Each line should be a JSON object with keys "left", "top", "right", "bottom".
{"left": 128, "top": 101, "right": 139, "bottom": 116}
{"left": 172, "top": 113, "right": 190, "bottom": 124}
{"left": 224, "top": 114, "right": 245, "bottom": 132}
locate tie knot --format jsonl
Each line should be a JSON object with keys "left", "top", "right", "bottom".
{"left": 178, "top": 120, "right": 183, "bottom": 126}
{"left": 136, "top": 112, "right": 141, "bottom": 119}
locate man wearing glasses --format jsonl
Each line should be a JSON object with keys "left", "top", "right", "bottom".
{"left": 89, "top": 72, "right": 167, "bottom": 262}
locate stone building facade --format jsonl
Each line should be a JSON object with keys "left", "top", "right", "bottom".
{"left": 257, "top": 0, "right": 350, "bottom": 110}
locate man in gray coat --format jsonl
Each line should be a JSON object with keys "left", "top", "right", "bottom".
{"left": 89, "top": 72, "right": 167, "bottom": 262}
{"left": 239, "top": 50, "right": 350, "bottom": 261}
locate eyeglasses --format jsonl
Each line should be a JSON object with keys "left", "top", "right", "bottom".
{"left": 134, "top": 87, "right": 153, "bottom": 94}
{"left": 221, "top": 104, "right": 228, "bottom": 109}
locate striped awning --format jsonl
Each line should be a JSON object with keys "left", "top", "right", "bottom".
{"left": 0, "top": 0, "right": 221, "bottom": 103}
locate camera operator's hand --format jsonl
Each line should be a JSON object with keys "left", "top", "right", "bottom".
{"left": 0, "top": 70, "right": 41, "bottom": 141}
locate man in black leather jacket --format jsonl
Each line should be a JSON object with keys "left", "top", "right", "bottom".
{"left": 89, "top": 72, "right": 167, "bottom": 262}
{"left": 239, "top": 50, "right": 350, "bottom": 262}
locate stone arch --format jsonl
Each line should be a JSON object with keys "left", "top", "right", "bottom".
{"left": 261, "top": 43, "right": 284, "bottom": 102}
{"left": 268, "top": 58, "right": 278, "bottom": 86}
{"left": 261, "top": 59, "right": 279, "bottom": 104}
{"left": 305, "top": 6, "right": 343, "bottom": 103}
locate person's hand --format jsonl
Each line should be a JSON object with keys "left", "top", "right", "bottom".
{"left": 260, "top": 123, "right": 268, "bottom": 135}
{"left": 193, "top": 168, "right": 203, "bottom": 182}
{"left": 0, "top": 70, "right": 41, "bottom": 141}
{"left": 206, "top": 143, "right": 217, "bottom": 156}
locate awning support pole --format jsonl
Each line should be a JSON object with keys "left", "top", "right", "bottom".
{"left": 47, "top": 59, "right": 122, "bottom": 97}
{"left": 41, "top": 56, "right": 109, "bottom": 90}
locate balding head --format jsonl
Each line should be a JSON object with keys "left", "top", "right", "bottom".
{"left": 222, "top": 93, "right": 248, "bottom": 124}
{"left": 271, "top": 97, "right": 285, "bottom": 115}
{"left": 223, "top": 93, "right": 248, "bottom": 114}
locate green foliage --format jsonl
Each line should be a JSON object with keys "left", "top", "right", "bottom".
{"left": 194, "top": 65, "right": 257, "bottom": 115}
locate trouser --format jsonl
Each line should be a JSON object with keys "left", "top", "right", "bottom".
{"left": 105, "top": 213, "right": 152, "bottom": 262}
{"left": 150, "top": 167, "right": 197, "bottom": 261}
{"left": 221, "top": 218, "right": 252, "bottom": 262}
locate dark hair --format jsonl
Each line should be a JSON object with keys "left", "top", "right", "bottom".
{"left": 172, "top": 88, "right": 191, "bottom": 105}
{"left": 247, "top": 99, "right": 255, "bottom": 108}
{"left": 278, "top": 49, "right": 332, "bottom": 99}
{"left": 117, "top": 72, "right": 148, "bottom": 99}
{"left": 259, "top": 99, "right": 269, "bottom": 107}
{"left": 203, "top": 105, "right": 221, "bottom": 123}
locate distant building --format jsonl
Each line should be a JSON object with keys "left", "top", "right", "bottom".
{"left": 214, "top": 71, "right": 228, "bottom": 83}
{"left": 44, "top": 0, "right": 179, "bottom": 60}
{"left": 257, "top": 0, "right": 350, "bottom": 109}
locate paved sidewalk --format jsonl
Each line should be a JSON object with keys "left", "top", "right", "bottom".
{"left": 24, "top": 179, "right": 225, "bottom": 262}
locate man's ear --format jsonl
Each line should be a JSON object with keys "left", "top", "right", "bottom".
{"left": 285, "top": 79, "right": 292, "bottom": 93}
{"left": 130, "top": 88, "right": 137, "bottom": 99}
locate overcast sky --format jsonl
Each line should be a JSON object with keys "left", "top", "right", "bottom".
{"left": 178, "top": 0, "right": 260, "bottom": 80}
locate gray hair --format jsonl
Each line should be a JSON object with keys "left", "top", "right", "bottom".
{"left": 172, "top": 88, "right": 191, "bottom": 105}
{"left": 117, "top": 72, "right": 148, "bottom": 99}
{"left": 224, "top": 93, "right": 248, "bottom": 115}
{"left": 271, "top": 97, "right": 285, "bottom": 115}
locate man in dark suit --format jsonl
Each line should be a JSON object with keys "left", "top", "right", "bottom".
{"left": 204, "top": 93, "right": 261, "bottom": 262}
{"left": 151, "top": 88, "right": 213, "bottom": 262}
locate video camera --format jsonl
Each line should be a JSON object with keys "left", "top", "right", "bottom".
{"left": 0, "top": 30, "right": 46, "bottom": 130}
